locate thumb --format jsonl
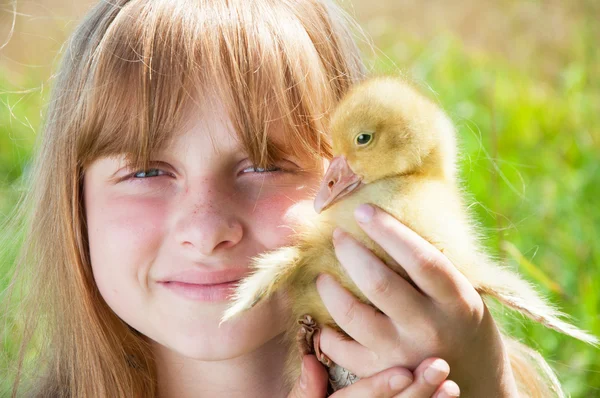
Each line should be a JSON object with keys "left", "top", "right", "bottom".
{"left": 287, "top": 355, "right": 329, "bottom": 398}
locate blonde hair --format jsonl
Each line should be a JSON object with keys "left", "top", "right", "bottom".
{"left": 0, "top": 0, "right": 563, "bottom": 396}
{"left": 2, "top": 0, "right": 364, "bottom": 395}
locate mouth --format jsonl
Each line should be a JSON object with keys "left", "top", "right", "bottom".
{"left": 314, "top": 156, "right": 363, "bottom": 213}
{"left": 157, "top": 268, "right": 249, "bottom": 302}
{"left": 159, "top": 280, "right": 242, "bottom": 302}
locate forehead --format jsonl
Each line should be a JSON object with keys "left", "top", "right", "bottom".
{"left": 164, "top": 95, "right": 294, "bottom": 158}
{"left": 188, "top": 94, "right": 285, "bottom": 136}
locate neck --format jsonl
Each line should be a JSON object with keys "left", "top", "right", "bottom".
{"left": 154, "top": 334, "right": 289, "bottom": 398}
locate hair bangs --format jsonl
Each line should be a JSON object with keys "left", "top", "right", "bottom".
{"left": 211, "top": 0, "right": 357, "bottom": 168}
{"left": 77, "top": 0, "right": 212, "bottom": 172}
{"left": 75, "top": 0, "right": 363, "bottom": 173}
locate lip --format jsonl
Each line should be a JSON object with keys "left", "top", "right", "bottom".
{"left": 157, "top": 268, "right": 250, "bottom": 302}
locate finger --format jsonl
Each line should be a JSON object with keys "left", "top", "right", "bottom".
{"left": 316, "top": 272, "right": 400, "bottom": 351}
{"left": 330, "top": 230, "right": 431, "bottom": 327}
{"left": 396, "top": 357, "right": 451, "bottom": 398}
{"left": 432, "top": 380, "right": 460, "bottom": 398}
{"left": 317, "top": 326, "right": 387, "bottom": 377}
{"left": 287, "top": 355, "right": 328, "bottom": 398}
{"left": 331, "top": 366, "right": 414, "bottom": 398}
{"left": 353, "top": 203, "right": 473, "bottom": 305}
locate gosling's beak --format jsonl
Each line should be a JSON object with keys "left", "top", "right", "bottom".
{"left": 314, "top": 156, "right": 363, "bottom": 214}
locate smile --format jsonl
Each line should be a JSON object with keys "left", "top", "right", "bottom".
{"left": 159, "top": 280, "right": 241, "bottom": 302}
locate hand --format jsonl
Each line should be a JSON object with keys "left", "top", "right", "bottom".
{"left": 287, "top": 354, "right": 460, "bottom": 398}
{"left": 315, "top": 204, "right": 519, "bottom": 397}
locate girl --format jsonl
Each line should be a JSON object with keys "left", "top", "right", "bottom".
{"left": 1, "top": 0, "right": 559, "bottom": 396}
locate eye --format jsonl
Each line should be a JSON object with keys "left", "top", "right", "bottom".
{"left": 241, "top": 165, "right": 282, "bottom": 174}
{"left": 122, "top": 161, "right": 174, "bottom": 182}
{"left": 130, "top": 168, "right": 167, "bottom": 179}
{"left": 355, "top": 132, "right": 373, "bottom": 146}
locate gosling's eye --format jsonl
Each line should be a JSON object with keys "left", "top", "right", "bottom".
{"left": 355, "top": 132, "right": 373, "bottom": 146}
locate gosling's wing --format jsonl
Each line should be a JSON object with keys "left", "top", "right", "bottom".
{"left": 477, "top": 264, "right": 599, "bottom": 347}
{"left": 221, "top": 246, "right": 301, "bottom": 324}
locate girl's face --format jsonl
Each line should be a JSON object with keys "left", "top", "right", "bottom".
{"left": 83, "top": 100, "right": 323, "bottom": 360}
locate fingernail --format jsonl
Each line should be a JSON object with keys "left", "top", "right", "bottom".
{"left": 424, "top": 359, "right": 449, "bottom": 385}
{"left": 332, "top": 227, "right": 343, "bottom": 242}
{"left": 316, "top": 273, "right": 332, "bottom": 289}
{"left": 437, "top": 382, "right": 460, "bottom": 397}
{"left": 355, "top": 204, "right": 374, "bottom": 223}
{"left": 300, "top": 358, "right": 308, "bottom": 389}
{"left": 389, "top": 373, "right": 413, "bottom": 390}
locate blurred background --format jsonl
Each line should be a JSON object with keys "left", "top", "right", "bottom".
{"left": 1, "top": 0, "right": 598, "bottom": 395}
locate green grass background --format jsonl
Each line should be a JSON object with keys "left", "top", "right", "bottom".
{"left": 1, "top": 0, "right": 599, "bottom": 395}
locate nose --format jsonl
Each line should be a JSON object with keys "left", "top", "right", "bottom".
{"left": 174, "top": 185, "right": 243, "bottom": 257}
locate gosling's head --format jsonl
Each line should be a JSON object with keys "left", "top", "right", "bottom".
{"left": 314, "top": 77, "right": 455, "bottom": 213}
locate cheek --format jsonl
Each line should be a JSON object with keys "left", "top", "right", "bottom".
{"left": 86, "top": 195, "right": 166, "bottom": 301}
{"left": 246, "top": 187, "right": 317, "bottom": 249}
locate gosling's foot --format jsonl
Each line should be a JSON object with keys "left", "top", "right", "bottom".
{"left": 297, "top": 314, "right": 317, "bottom": 356}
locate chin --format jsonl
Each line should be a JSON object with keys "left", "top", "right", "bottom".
{"left": 151, "top": 296, "right": 288, "bottom": 361}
